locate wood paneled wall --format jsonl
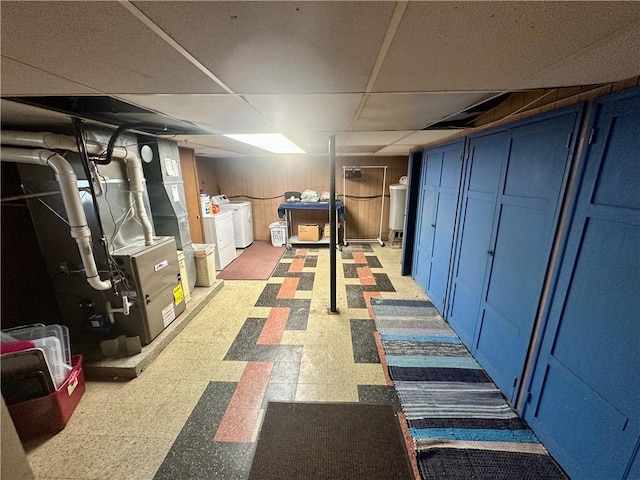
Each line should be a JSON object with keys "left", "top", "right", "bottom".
{"left": 178, "top": 147, "right": 205, "bottom": 244}
{"left": 195, "top": 155, "right": 408, "bottom": 242}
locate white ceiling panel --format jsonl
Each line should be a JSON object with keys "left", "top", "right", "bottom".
{"left": 344, "top": 131, "right": 413, "bottom": 146}
{"left": 284, "top": 131, "right": 351, "bottom": 154}
{"left": 1, "top": 57, "right": 97, "bottom": 95}
{"left": 375, "top": 2, "right": 640, "bottom": 92}
{"left": 339, "top": 145, "right": 383, "bottom": 154}
{"left": 194, "top": 149, "right": 245, "bottom": 158}
{"left": 117, "top": 94, "right": 276, "bottom": 133}
{"left": 0, "top": 1, "right": 225, "bottom": 94}
{"left": 174, "top": 134, "right": 251, "bottom": 149}
{"left": 1, "top": 1, "right": 638, "bottom": 159}
{"left": 244, "top": 94, "right": 363, "bottom": 133}
{"left": 133, "top": 1, "right": 395, "bottom": 94}
{"left": 392, "top": 130, "right": 464, "bottom": 147}
{"left": 0, "top": 99, "right": 76, "bottom": 129}
{"left": 518, "top": 21, "right": 640, "bottom": 89}
{"left": 372, "top": 145, "right": 412, "bottom": 156}
{"left": 354, "top": 93, "right": 498, "bottom": 131}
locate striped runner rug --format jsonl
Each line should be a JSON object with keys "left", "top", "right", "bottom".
{"left": 371, "top": 298, "right": 568, "bottom": 480}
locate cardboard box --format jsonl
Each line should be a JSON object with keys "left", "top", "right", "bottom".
{"left": 323, "top": 223, "right": 340, "bottom": 238}
{"left": 298, "top": 223, "right": 321, "bottom": 241}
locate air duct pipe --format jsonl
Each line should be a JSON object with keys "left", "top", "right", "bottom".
{"left": 0, "top": 130, "right": 154, "bottom": 246}
{"left": 0, "top": 147, "right": 112, "bottom": 291}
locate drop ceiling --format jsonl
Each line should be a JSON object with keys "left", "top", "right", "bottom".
{"left": 1, "top": 1, "right": 639, "bottom": 158}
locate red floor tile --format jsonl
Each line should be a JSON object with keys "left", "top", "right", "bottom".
{"left": 214, "top": 362, "right": 273, "bottom": 442}
{"left": 364, "top": 291, "right": 382, "bottom": 320}
{"left": 288, "top": 258, "right": 305, "bottom": 272}
{"left": 277, "top": 277, "right": 300, "bottom": 299}
{"left": 352, "top": 252, "right": 368, "bottom": 264}
{"left": 357, "top": 267, "right": 376, "bottom": 285}
{"left": 256, "top": 307, "right": 290, "bottom": 345}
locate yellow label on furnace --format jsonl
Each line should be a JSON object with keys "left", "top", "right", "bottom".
{"left": 173, "top": 284, "right": 184, "bottom": 305}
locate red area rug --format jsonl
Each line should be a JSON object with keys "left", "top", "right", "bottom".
{"left": 217, "top": 241, "right": 285, "bottom": 280}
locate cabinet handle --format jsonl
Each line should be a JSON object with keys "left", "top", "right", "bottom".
{"left": 431, "top": 223, "right": 436, "bottom": 228}
{"left": 487, "top": 250, "right": 494, "bottom": 257}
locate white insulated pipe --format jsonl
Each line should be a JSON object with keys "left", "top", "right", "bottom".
{"left": 110, "top": 149, "right": 155, "bottom": 247}
{"left": 0, "top": 131, "right": 78, "bottom": 151}
{"left": 0, "top": 130, "right": 154, "bottom": 246}
{"left": 0, "top": 147, "right": 112, "bottom": 291}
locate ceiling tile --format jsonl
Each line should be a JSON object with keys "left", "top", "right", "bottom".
{"left": 117, "top": 94, "right": 276, "bottom": 133}
{"left": 188, "top": 143, "right": 244, "bottom": 158}
{"left": 343, "top": 131, "right": 413, "bottom": 146}
{"left": 393, "top": 130, "right": 464, "bottom": 146}
{"left": 134, "top": 1, "right": 395, "bottom": 93}
{"left": 338, "top": 145, "right": 382, "bottom": 154}
{"left": 373, "top": 145, "right": 412, "bottom": 156}
{"left": 1, "top": 2, "right": 225, "bottom": 94}
{"left": 0, "top": 99, "right": 76, "bottom": 129}
{"left": 244, "top": 94, "right": 363, "bottom": 134}
{"left": 354, "top": 92, "right": 497, "bottom": 131}
{"left": 1, "top": 57, "right": 97, "bottom": 95}
{"left": 518, "top": 22, "right": 640, "bottom": 88}
{"left": 174, "top": 134, "right": 247, "bottom": 149}
{"left": 375, "top": 2, "right": 640, "bottom": 92}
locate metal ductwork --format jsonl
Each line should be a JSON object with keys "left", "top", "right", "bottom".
{"left": 0, "top": 130, "right": 154, "bottom": 246}
{"left": 0, "top": 147, "right": 111, "bottom": 290}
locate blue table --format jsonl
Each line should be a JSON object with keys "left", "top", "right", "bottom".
{"left": 277, "top": 200, "right": 345, "bottom": 247}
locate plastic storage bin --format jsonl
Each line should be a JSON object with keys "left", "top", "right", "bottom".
{"left": 7, "top": 355, "right": 85, "bottom": 440}
{"left": 270, "top": 221, "right": 288, "bottom": 247}
{"left": 192, "top": 243, "right": 217, "bottom": 286}
{"left": 2, "top": 324, "right": 72, "bottom": 389}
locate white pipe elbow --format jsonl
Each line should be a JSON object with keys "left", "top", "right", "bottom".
{"left": 124, "top": 151, "right": 155, "bottom": 246}
{"left": 88, "top": 275, "right": 112, "bottom": 291}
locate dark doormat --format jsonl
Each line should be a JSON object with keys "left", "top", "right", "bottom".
{"left": 248, "top": 402, "right": 414, "bottom": 480}
{"left": 217, "top": 240, "right": 285, "bottom": 280}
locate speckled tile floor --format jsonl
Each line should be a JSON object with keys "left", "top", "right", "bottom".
{"left": 23, "top": 243, "right": 429, "bottom": 480}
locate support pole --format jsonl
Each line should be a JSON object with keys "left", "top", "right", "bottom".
{"left": 329, "top": 135, "right": 338, "bottom": 313}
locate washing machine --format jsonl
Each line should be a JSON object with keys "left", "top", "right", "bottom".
{"left": 202, "top": 211, "right": 236, "bottom": 270}
{"left": 210, "top": 195, "right": 254, "bottom": 248}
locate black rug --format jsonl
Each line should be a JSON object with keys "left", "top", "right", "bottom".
{"left": 248, "top": 402, "right": 414, "bottom": 480}
{"left": 418, "top": 448, "right": 568, "bottom": 480}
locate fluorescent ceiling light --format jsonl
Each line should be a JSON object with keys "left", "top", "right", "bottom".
{"left": 224, "top": 133, "right": 306, "bottom": 154}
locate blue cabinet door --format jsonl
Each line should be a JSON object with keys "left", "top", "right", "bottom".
{"left": 448, "top": 107, "right": 582, "bottom": 401}
{"left": 412, "top": 140, "right": 464, "bottom": 313}
{"left": 523, "top": 88, "right": 640, "bottom": 480}
{"left": 412, "top": 149, "right": 439, "bottom": 293}
{"left": 448, "top": 131, "right": 508, "bottom": 347}
{"left": 476, "top": 111, "right": 580, "bottom": 401}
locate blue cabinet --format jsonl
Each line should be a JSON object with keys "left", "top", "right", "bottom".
{"left": 447, "top": 107, "right": 582, "bottom": 402}
{"left": 523, "top": 87, "right": 640, "bottom": 480}
{"left": 412, "top": 140, "right": 464, "bottom": 313}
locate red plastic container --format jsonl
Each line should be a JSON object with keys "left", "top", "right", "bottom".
{"left": 7, "top": 354, "right": 85, "bottom": 440}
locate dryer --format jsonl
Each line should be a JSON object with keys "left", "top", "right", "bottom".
{"left": 211, "top": 195, "right": 254, "bottom": 248}
{"left": 202, "top": 211, "right": 236, "bottom": 270}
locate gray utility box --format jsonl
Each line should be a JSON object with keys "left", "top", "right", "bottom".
{"left": 112, "top": 236, "right": 186, "bottom": 345}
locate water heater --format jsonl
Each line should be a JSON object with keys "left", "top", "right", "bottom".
{"left": 389, "top": 182, "right": 408, "bottom": 230}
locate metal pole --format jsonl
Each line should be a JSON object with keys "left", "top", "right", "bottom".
{"left": 329, "top": 135, "right": 338, "bottom": 313}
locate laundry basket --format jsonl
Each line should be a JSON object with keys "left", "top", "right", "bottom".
{"left": 269, "top": 221, "right": 288, "bottom": 247}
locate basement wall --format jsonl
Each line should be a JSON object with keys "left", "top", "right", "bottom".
{"left": 195, "top": 155, "right": 409, "bottom": 242}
